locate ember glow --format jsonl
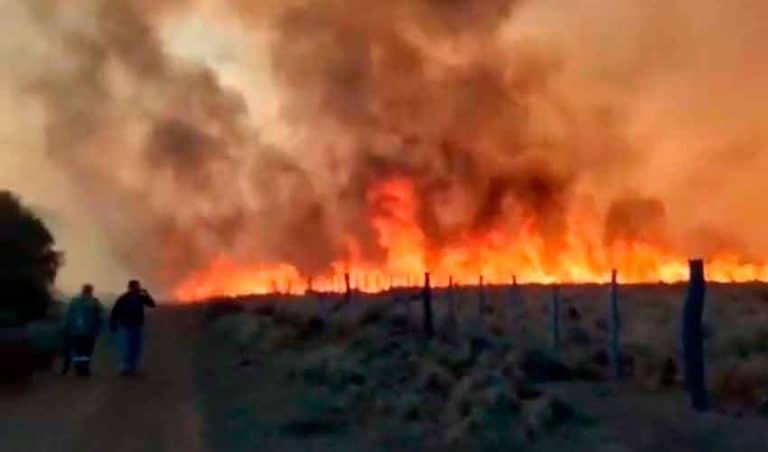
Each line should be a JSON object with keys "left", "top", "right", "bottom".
{"left": 174, "top": 178, "right": 768, "bottom": 301}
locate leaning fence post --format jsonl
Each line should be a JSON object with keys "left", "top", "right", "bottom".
{"left": 422, "top": 272, "right": 434, "bottom": 338}
{"left": 683, "top": 259, "right": 709, "bottom": 411}
{"left": 552, "top": 285, "right": 561, "bottom": 354}
{"left": 609, "top": 270, "right": 622, "bottom": 380}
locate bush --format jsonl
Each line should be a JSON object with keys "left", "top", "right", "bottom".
{"left": 712, "top": 356, "right": 768, "bottom": 407}
{"left": 520, "top": 349, "right": 572, "bottom": 383}
{"left": 523, "top": 394, "right": 594, "bottom": 438}
{"left": 567, "top": 326, "right": 593, "bottom": 347}
{"left": 0, "top": 192, "right": 61, "bottom": 326}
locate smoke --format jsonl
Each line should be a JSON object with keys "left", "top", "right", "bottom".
{"left": 3, "top": 0, "right": 768, "bottom": 294}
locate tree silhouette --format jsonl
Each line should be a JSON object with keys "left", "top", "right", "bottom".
{"left": 0, "top": 191, "right": 61, "bottom": 325}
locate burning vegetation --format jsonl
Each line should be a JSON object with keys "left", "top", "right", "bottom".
{"left": 6, "top": 0, "right": 768, "bottom": 299}
{"left": 174, "top": 177, "right": 768, "bottom": 300}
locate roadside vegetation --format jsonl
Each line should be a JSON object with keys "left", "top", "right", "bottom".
{"left": 203, "top": 283, "right": 768, "bottom": 450}
{"left": 0, "top": 191, "right": 62, "bottom": 382}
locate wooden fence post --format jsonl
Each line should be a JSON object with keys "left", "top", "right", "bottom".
{"left": 683, "top": 259, "right": 709, "bottom": 411}
{"left": 610, "top": 270, "right": 622, "bottom": 380}
{"left": 553, "top": 285, "right": 561, "bottom": 354}
{"left": 508, "top": 275, "right": 519, "bottom": 335}
{"left": 344, "top": 272, "right": 351, "bottom": 304}
{"left": 423, "top": 272, "right": 434, "bottom": 338}
{"left": 478, "top": 275, "right": 486, "bottom": 319}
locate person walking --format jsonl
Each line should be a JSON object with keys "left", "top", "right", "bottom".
{"left": 62, "top": 284, "right": 104, "bottom": 377}
{"left": 110, "top": 280, "right": 156, "bottom": 376}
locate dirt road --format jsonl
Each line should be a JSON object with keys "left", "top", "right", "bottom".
{"left": 0, "top": 305, "right": 364, "bottom": 452}
{"left": 0, "top": 307, "right": 205, "bottom": 452}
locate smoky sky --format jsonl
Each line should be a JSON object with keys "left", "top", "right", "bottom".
{"left": 3, "top": 0, "right": 768, "bottom": 294}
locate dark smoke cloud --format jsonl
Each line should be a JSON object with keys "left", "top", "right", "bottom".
{"left": 24, "top": 0, "right": 255, "bottom": 286}
{"left": 264, "top": 0, "right": 591, "bottom": 249}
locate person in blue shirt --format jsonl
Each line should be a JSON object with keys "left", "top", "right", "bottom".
{"left": 110, "top": 280, "right": 156, "bottom": 376}
{"left": 62, "top": 284, "right": 104, "bottom": 376}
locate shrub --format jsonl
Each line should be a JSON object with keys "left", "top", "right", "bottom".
{"left": 0, "top": 192, "right": 61, "bottom": 326}
{"left": 567, "top": 326, "right": 593, "bottom": 347}
{"left": 520, "top": 348, "right": 572, "bottom": 383}
{"left": 712, "top": 356, "right": 768, "bottom": 407}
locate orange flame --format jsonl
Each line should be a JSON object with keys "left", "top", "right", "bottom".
{"left": 173, "top": 177, "right": 768, "bottom": 302}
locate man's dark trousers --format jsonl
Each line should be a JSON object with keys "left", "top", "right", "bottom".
{"left": 119, "top": 327, "right": 144, "bottom": 374}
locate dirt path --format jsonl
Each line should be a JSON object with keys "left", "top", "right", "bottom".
{"left": 0, "top": 307, "right": 205, "bottom": 452}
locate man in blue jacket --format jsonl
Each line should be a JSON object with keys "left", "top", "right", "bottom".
{"left": 63, "top": 284, "right": 104, "bottom": 376}
{"left": 110, "top": 280, "right": 156, "bottom": 376}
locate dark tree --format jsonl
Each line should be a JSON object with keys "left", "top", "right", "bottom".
{"left": 0, "top": 191, "right": 61, "bottom": 326}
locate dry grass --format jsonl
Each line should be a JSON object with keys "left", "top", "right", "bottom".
{"left": 206, "top": 283, "right": 768, "bottom": 449}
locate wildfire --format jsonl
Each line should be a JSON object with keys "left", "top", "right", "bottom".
{"left": 173, "top": 178, "right": 768, "bottom": 302}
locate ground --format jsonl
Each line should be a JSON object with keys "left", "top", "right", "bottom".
{"left": 0, "top": 307, "right": 203, "bottom": 452}
{"left": 2, "top": 286, "right": 768, "bottom": 451}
